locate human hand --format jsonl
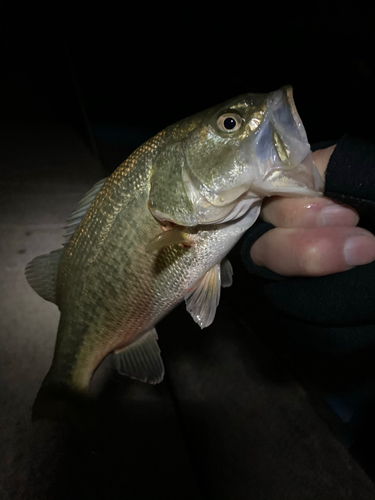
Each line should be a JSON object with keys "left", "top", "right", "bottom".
{"left": 250, "top": 145, "right": 375, "bottom": 276}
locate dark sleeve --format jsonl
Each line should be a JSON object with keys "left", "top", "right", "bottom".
{"left": 242, "top": 134, "right": 375, "bottom": 276}
{"left": 325, "top": 135, "right": 375, "bottom": 234}
{"left": 240, "top": 135, "right": 375, "bottom": 376}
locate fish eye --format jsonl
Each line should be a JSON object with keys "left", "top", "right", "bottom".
{"left": 217, "top": 113, "right": 242, "bottom": 133}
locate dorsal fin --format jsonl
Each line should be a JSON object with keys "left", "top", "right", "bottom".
{"left": 25, "top": 178, "right": 107, "bottom": 303}
{"left": 25, "top": 248, "right": 64, "bottom": 303}
{"left": 63, "top": 178, "right": 107, "bottom": 244}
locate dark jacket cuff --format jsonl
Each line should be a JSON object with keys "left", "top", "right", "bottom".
{"left": 240, "top": 221, "right": 285, "bottom": 280}
{"left": 324, "top": 134, "right": 375, "bottom": 233}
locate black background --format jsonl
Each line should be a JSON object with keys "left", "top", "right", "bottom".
{"left": 1, "top": 0, "right": 374, "bottom": 170}
{"left": 2, "top": 3, "right": 375, "bottom": 498}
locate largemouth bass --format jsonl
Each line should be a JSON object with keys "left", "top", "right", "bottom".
{"left": 26, "top": 86, "right": 323, "bottom": 421}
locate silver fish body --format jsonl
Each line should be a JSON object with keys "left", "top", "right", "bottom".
{"left": 26, "top": 86, "right": 323, "bottom": 420}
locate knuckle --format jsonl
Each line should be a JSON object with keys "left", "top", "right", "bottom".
{"left": 296, "top": 240, "right": 323, "bottom": 276}
{"left": 275, "top": 201, "right": 292, "bottom": 225}
{"left": 262, "top": 199, "right": 288, "bottom": 226}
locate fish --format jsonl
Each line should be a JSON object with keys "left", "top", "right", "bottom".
{"left": 25, "top": 86, "right": 323, "bottom": 421}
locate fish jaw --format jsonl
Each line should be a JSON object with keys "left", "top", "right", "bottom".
{"left": 239, "top": 86, "right": 324, "bottom": 198}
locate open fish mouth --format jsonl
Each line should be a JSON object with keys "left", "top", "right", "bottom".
{"left": 253, "top": 86, "right": 310, "bottom": 169}
{"left": 283, "top": 85, "right": 307, "bottom": 143}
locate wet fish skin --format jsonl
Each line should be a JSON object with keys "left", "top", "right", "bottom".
{"left": 26, "top": 86, "right": 323, "bottom": 421}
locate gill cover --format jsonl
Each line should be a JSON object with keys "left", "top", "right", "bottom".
{"left": 148, "top": 142, "right": 199, "bottom": 225}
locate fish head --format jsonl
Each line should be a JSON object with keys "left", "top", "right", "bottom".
{"left": 149, "top": 86, "right": 323, "bottom": 226}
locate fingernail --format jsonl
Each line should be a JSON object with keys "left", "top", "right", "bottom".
{"left": 320, "top": 205, "right": 359, "bottom": 226}
{"left": 344, "top": 235, "right": 375, "bottom": 267}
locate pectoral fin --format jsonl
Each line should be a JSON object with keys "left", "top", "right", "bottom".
{"left": 146, "top": 228, "right": 193, "bottom": 252}
{"left": 114, "top": 328, "right": 164, "bottom": 384}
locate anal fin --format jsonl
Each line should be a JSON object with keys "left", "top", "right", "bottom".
{"left": 114, "top": 328, "right": 164, "bottom": 384}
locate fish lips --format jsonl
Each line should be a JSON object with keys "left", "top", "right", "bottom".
{"left": 249, "top": 86, "right": 310, "bottom": 170}
{"left": 238, "top": 86, "right": 324, "bottom": 197}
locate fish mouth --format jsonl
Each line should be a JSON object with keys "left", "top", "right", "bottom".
{"left": 268, "top": 85, "right": 308, "bottom": 146}
{"left": 247, "top": 86, "right": 323, "bottom": 196}
{"left": 283, "top": 85, "right": 307, "bottom": 143}
{"left": 267, "top": 86, "right": 309, "bottom": 166}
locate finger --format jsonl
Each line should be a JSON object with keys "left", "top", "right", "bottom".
{"left": 261, "top": 196, "right": 359, "bottom": 228}
{"left": 312, "top": 145, "right": 336, "bottom": 179}
{"left": 250, "top": 227, "right": 375, "bottom": 277}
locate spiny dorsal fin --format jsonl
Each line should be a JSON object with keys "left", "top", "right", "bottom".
{"left": 25, "top": 178, "right": 107, "bottom": 302}
{"left": 63, "top": 177, "right": 107, "bottom": 244}
{"left": 114, "top": 328, "right": 164, "bottom": 384}
{"left": 25, "top": 248, "right": 64, "bottom": 304}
